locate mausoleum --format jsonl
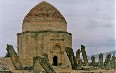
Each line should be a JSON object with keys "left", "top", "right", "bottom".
{"left": 17, "top": 1, "right": 72, "bottom": 67}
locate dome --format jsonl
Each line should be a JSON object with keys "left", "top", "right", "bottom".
{"left": 22, "top": 1, "right": 67, "bottom": 32}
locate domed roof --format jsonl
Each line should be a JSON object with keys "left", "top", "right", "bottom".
{"left": 22, "top": 1, "right": 67, "bottom": 32}
{"left": 23, "top": 1, "right": 67, "bottom": 23}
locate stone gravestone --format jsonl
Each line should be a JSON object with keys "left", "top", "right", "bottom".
{"left": 81, "top": 45, "right": 88, "bottom": 66}
{"left": 104, "top": 53, "right": 111, "bottom": 70}
{"left": 6, "top": 44, "right": 22, "bottom": 70}
{"left": 65, "top": 47, "right": 77, "bottom": 70}
{"left": 38, "top": 56, "right": 56, "bottom": 73}
{"left": 111, "top": 55, "right": 115, "bottom": 69}
{"left": 78, "top": 58, "right": 82, "bottom": 69}
{"left": 91, "top": 55, "right": 95, "bottom": 67}
{"left": 33, "top": 56, "right": 44, "bottom": 73}
{"left": 42, "top": 53, "right": 49, "bottom": 62}
{"left": 76, "top": 49, "right": 80, "bottom": 64}
{"left": 98, "top": 53, "right": 103, "bottom": 68}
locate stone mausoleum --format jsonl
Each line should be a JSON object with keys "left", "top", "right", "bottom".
{"left": 17, "top": 1, "right": 72, "bottom": 67}
{"left": 0, "top": 1, "right": 115, "bottom": 73}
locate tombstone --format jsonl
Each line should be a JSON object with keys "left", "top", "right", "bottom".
{"left": 33, "top": 56, "right": 44, "bottom": 73}
{"left": 81, "top": 45, "right": 88, "bottom": 66}
{"left": 37, "top": 56, "right": 56, "bottom": 73}
{"left": 76, "top": 49, "right": 80, "bottom": 64}
{"left": 65, "top": 47, "right": 77, "bottom": 70}
{"left": 78, "top": 58, "right": 82, "bottom": 69}
{"left": 111, "top": 55, "right": 115, "bottom": 69}
{"left": 98, "top": 53, "right": 103, "bottom": 68}
{"left": 42, "top": 53, "right": 49, "bottom": 62}
{"left": 6, "top": 44, "right": 22, "bottom": 70}
{"left": 91, "top": 55, "right": 95, "bottom": 66}
{"left": 104, "top": 53, "right": 111, "bottom": 70}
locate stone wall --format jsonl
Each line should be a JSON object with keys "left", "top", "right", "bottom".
{"left": 23, "top": 22, "right": 67, "bottom": 32}
{"left": 17, "top": 31, "right": 72, "bottom": 67}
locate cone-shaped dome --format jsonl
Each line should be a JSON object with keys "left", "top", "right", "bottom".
{"left": 22, "top": 1, "right": 67, "bottom": 32}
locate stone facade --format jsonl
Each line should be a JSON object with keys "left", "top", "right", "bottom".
{"left": 17, "top": 1, "right": 72, "bottom": 67}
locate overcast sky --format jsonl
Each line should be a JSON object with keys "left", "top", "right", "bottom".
{"left": 0, "top": 0, "right": 115, "bottom": 57}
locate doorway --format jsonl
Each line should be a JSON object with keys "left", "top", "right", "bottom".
{"left": 53, "top": 56, "right": 58, "bottom": 66}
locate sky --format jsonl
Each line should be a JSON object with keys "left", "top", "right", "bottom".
{"left": 0, "top": 0, "right": 115, "bottom": 57}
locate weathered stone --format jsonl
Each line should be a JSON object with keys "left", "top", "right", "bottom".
{"left": 42, "top": 53, "right": 49, "bottom": 62}
{"left": 98, "top": 53, "right": 103, "bottom": 68}
{"left": 111, "top": 55, "right": 115, "bottom": 69}
{"left": 65, "top": 47, "right": 77, "bottom": 70}
{"left": 104, "top": 53, "right": 111, "bottom": 70}
{"left": 38, "top": 56, "right": 56, "bottom": 73}
{"left": 6, "top": 44, "right": 22, "bottom": 70}
{"left": 76, "top": 49, "right": 80, "bottom": 64}
{"left": 33, "top": 56, "right": 44, "bottom": 73}
{"left": 91, "top": 55, "right": 95, "bottom": 66}
{"left": 78, "top": 58, "right": 82, "bottom": 69}
{"left": 81, "top": 45, "right": 88, "bottom": 66}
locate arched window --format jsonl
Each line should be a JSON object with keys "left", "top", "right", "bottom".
{"left": 53, "top": 45, "right": 61, "bottom": 52}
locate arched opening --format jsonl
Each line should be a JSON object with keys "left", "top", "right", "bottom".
{"left": 53, "top": 45, "right": 61, "bottom": 52}
{"left": 53, "top": 56, "right": 58, "bottom": 66}
{"left": 52, "top": 45, "right": 62, "bottom": 66}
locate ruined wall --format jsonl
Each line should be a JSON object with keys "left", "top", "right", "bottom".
{"left": 0, "top": 57, "right": 15, "bottom": 70}
{"left": 17, "top": 31, "right": 72, "bottom": 67}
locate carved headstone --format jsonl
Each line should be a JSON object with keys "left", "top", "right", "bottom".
{"left": 98, "top": 53, "right": 103, "bottom": 68}
{"left": 111, "top": 55, "right": 115, "bottom": 69}
{"left": 78, "top": 58, "right": 82, "bottom": 69}
{"left": 6, "top": 44, "right": 22, "bottom": 70}
{"left": 76, "top": 49, "right": 80, "bottom": 64}
{"left": 81, "top": 45, "right": 88, "bottom": 66}
{"left": 104, "top": 53, "right": 111, "bottom": 70}
{"left": 91, "top": 55, "right": 95, "bottom": 66}
{"left": 42, "top": 53, "right": 49, "bottom": 62}
{"left": 33, "top": 56, "right": 44, "bottom": 73}
{"left": 38, "top": 56, "right": 56, "bottom": 73}
{"left": 65, "top": 47, "right": 77, "bottom": 70}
